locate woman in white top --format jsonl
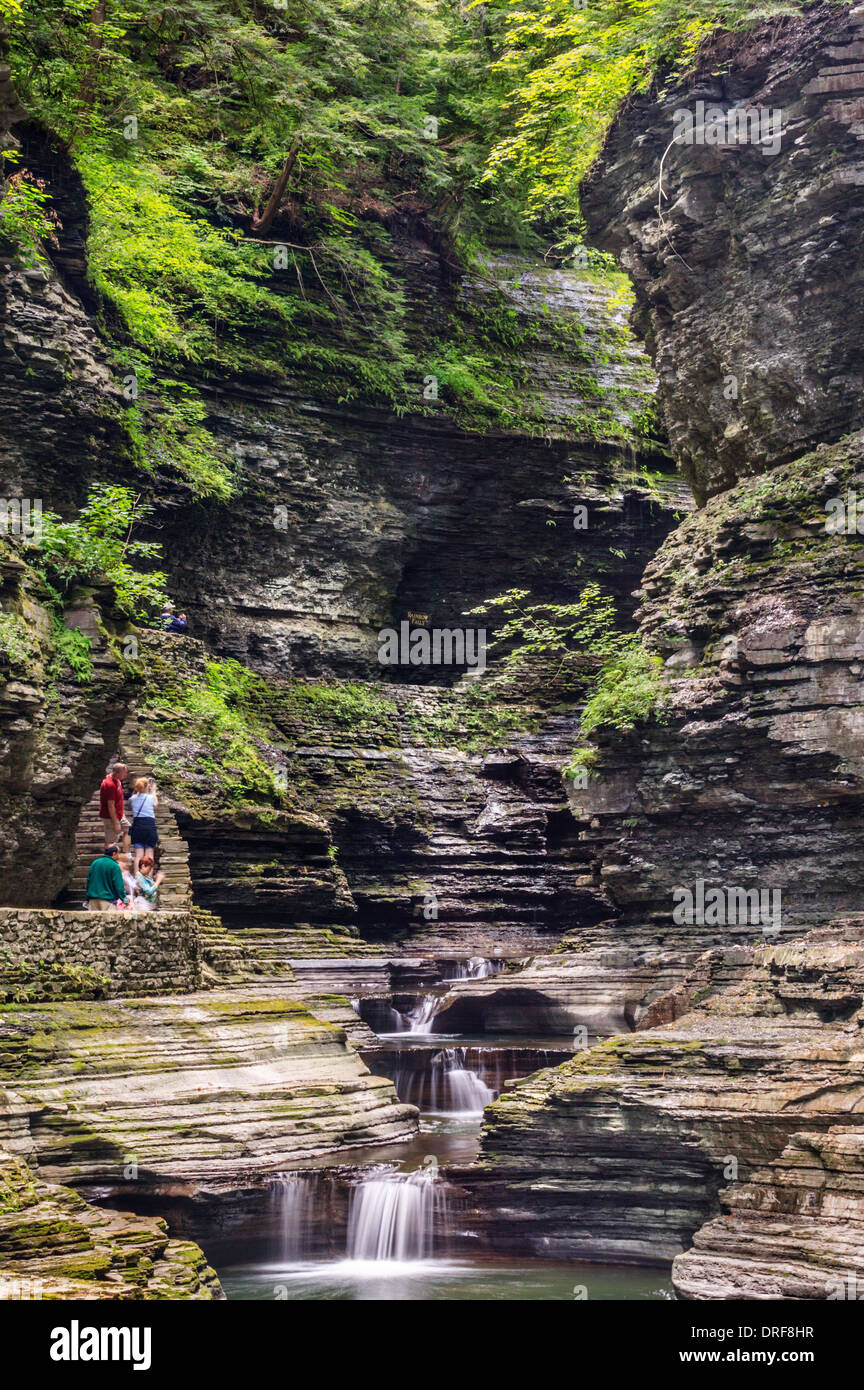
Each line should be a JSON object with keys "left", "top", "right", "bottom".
{"left": 129, "top": 776, "right": 160, "bottom": 874}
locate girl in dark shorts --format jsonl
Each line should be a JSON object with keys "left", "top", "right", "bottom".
{"left": 129, "top": 777, "right": 160, "bottom": 874}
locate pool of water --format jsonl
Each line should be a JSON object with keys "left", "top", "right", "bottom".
{"left": 158, "top": 956, "right": 677, "bottom": 1302}
{"left": 219, "top": 1256, "right": 674, "bottom": 1302}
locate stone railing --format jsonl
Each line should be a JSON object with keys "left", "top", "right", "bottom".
{"left": 0, "top": 908, "right": 201, "bottom": 997}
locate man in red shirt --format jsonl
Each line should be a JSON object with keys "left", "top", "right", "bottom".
{"left": 100, "top": 763, "right": 128, "bottom": 848}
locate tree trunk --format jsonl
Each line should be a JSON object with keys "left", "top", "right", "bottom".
{"left": 79, "top": 0, "right": 108, "bottom": 111}
{"left": 250, "top": 139, "right": 301, "bottom": 237}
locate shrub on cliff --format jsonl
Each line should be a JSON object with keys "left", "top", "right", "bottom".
{"left": 32, "top": 484, "right": 169, "bottom": 621}
{"left": 578, "top": 641, "right": 667, "bottom": 735}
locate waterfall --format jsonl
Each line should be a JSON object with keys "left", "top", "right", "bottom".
{"left": 346, "top": 1167, "right": 447, "bottom": 1262}
{"left": 269, "top": 1174, "right": 314, "bottom": 1263}
{"left": 403, "top": 993, "right": 440, "bottom": 1034}
{"left": 460, "top": 956, "right": 502, "bottom": 980}
{"left": 444, "top": 956, "right": 506, "bottom": 980}
{"left": 432, "top": 1048, "right": 493, "bottom": 1113}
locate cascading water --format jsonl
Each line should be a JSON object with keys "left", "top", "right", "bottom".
{"left": 269, "top": 1173, "right": 314, "bottom": 1263}
{"left": 346, "top": 1166, "right": 447, "bottom": 1262}
{"left": 434, "top": 1049, "right": 493, "bottom": 1113}
{"left": 403, "top": 993, "right": 440, "bottom": 1035}
{"left": 447, "top": 956, "right": 506, "bottom": 980}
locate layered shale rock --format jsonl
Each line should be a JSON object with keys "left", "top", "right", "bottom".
{"left": 152, "top": 256, "right": 672, "bottom": 681}
{"left": 0, "top": 1147, "right": 222, "bottom": 1300}
{"left": 569, "top": 431, "right": 864, "bottom": 931}
{"left": 431, "top": 932, "right": 754, "bottom": 1038}
{"left": 136, "top": 631, "right": 612, "bottom": 945}
{"left": 672, "top": 1126, "right": 864, "bottom": 1300}
{"left": 468, "top": 923, "right": 864, "bottom": 1264}
{"left": 0, "top": 988, "right": 416, "bottom": 1188}
{"left": 0, "top": 559, "right": 132, "bottom": 906}
{"left": 582, "top": 2, "right": 864, "bottom": 500}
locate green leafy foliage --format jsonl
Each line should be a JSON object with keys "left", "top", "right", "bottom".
{"left": 143, "top": 657, "right": 287, "bottom": 809}
{"left": 282, "top": 681, "right": 399, "bottom": 728}
{"left": 0, "top": 168, "right": 58, "bottom": 265}
{"left": 481, "top": 0, "right": 808, "bottom": 242}
{"left": 471, "top": 581, "right": 667, "bottom": 758}
{"left": 4, "top": 0, "right": 512, "bottom": 401}
{"left": 469, "top": 581, "right": 626, "bottom": 690}
{"left": 578, "top": 640, "right": 667, "bottom": 734}
{"left": 50, "top": 619, "right": 94, "bottom": 684}
{"left": 0, "top": 612, "right": 38, "bottom": 672}
{"left": 30, "top": 483, "right": 169, "bottom": 620}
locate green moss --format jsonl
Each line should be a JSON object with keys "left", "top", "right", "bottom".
{"left": 404, "top": 682, "right": 543, "bottom": 753}
{"left": 0, "top": 955, "right": 111, "bottom": 1003}
{"left": 141, "top": 655, "right": 287, "bottom": 811}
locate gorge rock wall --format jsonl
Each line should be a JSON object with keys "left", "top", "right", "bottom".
{"left": 582, "top": 2, "right": 864, "bottom": 501}
{"left": 568, "top": 432, "right": 864, "bottom": 931}
{"left": 0, "top": 987, "right": 416, "bottom": 1189}
{"left": 0, "top": 563, "right": 132, "bottom": 908}
{"left": 672, "top": 1125, "right": 864, "bottom": 1299}
{"left": 474, "top": 4, "right": 864, "bottom": 1295}
{"left": 469, "top": 923, "right": 864, "bottom": 1264}
{"left": 154, "top": 314, "right": 670, "bottom": 682}
{"left": 0, "top": 1147, "right": 223, "bottom": 1300}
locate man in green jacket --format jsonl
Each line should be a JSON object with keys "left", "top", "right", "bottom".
{"left": 85, "top": 845, "right": 128, "bottom": 911}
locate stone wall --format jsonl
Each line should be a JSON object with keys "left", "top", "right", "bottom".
{"left": 0, "top": 907, "right": 202, "bottom": 996}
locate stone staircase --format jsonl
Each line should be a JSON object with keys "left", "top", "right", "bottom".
{"left": 61, "top": 713, "right": 191, "bottom": 912}
{"left": 193, "top": 907, "right": 253, "bottom": 984}
{"left": 60, "top": 713, "right": 261, "bottom": 986}
{"left": 242, "top": 924, "right": 387, "bottom": 963}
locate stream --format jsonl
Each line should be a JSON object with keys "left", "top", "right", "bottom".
{"left": 210, "top": 955, "right": 674, "bottom": 1301}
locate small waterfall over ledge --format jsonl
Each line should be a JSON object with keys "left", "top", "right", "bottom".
{"left": 435, "top": 1049, "right": 493, "bottom": 1113}
{"left": 269, "top": 1173, "right": 317, "bottom": 1262}
{"left": 346, "top": 1166, "right": 448, "bottom": 1263}
{"left": 404, "top": 993, "right": 440, "bottom": 1035}
{"left": 446, "top": 956, "right": 506, "bottom": 981}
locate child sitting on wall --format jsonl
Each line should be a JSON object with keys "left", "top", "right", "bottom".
{"left": 135, "top": 855, "right": 165, "bottom": 911}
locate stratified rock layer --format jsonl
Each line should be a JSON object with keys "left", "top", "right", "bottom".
{"left": 582, "top": 3, "right": 864, "bottom": 500}
{"left": 0, "top": 1147, "right": 222, "bottom": 1300}
{"left": 0, "top": 988, "right": 416, "bottom": 1188}
{"left": 569, "top": 431, "right": 864, "bottom": 930}
{"left": 673, "top": 1127, "right": 864, "bottom": 1300}
{"left": 0, "top": 560, "right": 131, "bottom": 907}
{"left": 469, "top": 923, "right": 864, "bottom": 1266}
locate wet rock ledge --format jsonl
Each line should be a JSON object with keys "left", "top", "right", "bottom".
{"left": 0, "top": 1148, "right": 223, "bottom": 1300}
{"left": 465, "top": 921, "right": 864, "bottom": 1275}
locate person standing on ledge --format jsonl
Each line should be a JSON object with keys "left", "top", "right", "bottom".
{"left": 84, "top": 844, "right": 128, "bottom": 912}
{"left": 99, "top": 762, "right": 128, "bottom": 849}
{"left": 129, "top": 776, "right": 159, "bottom": 874}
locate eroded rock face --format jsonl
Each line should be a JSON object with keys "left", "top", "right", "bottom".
{"left": 157, "top": 389, "right": 674, "bottom": 682}
{"left": 569, "top": 432, "right": 864, "bottom": 930}
{"left": 0, "top": 1147, "right": 223, "bottom": 1300}
{"left": 0, "top": 563, "right": 131, "bottom": 907}
{"left": 432, "top": 932, "right": 754, "bottom": 1037}
{"left": 0, "top": 988, "right": 416, "bottom": 1188}
{"left": 672, "top": 1127, "right": 864, "bottom": 1300}
{"left": 582, "top": 3, "right": 864, "bottom": 500}
{"left": 468, "top": 922, "right": 864, "bottom": 1265}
